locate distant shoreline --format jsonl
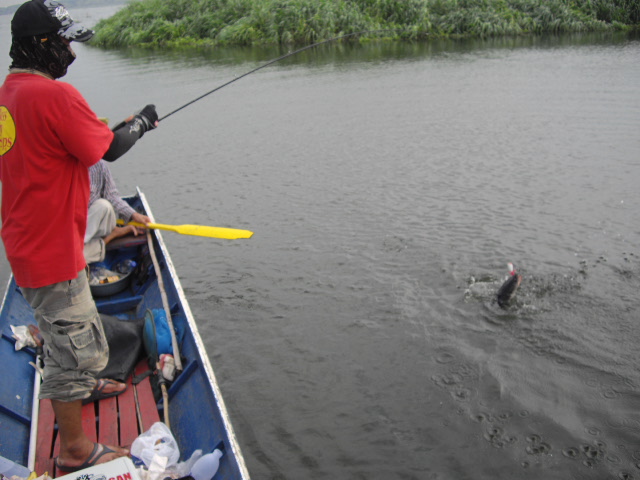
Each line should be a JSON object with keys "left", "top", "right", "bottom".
{"left": 91, "top": 0, "right": 639, "bottom": 49}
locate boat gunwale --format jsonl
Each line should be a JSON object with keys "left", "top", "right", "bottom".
{"left": 137, "top": 187, "right": 251, "bottom": 479}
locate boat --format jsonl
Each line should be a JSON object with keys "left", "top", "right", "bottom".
{"left": 0, "top": 188, "right": 251, "bottom": 479}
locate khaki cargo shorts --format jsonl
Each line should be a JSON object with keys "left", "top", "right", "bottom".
{"left": 21, "top": 269, "right": 109, "bottom": 402}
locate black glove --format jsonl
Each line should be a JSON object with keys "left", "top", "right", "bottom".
{"left": 135, "top": 104, "right": 158, "bottom": 133}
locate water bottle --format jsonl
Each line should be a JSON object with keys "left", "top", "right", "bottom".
{"left": 114, "top": 259, "right": 137, "bottom": 274}
{"left": 189, "top": 449, "right": 223, "bottom": 480}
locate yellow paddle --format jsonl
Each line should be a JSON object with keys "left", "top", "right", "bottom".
{"left": 117, "top": 220, "right": 253, "bottom": 240}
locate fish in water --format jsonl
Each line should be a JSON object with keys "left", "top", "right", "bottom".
{"left": 496, "top": 262, "right": 522, "bottom": 308}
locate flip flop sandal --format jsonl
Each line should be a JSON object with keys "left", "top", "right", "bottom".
{"left": 55, "top": 442, "right": 117, "bottom": 473}
{"left": 82, "top": 378, "right": 127, "bottom": 405}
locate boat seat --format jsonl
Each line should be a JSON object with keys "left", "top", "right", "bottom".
{"left": 35, "top": 360, "right": 160, "bottom": 478}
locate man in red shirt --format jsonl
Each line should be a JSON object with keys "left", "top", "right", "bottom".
{"left": 0, "top": 0, "right": 158, "bottom": 470}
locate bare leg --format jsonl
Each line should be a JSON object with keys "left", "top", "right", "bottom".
{"left": 53, "top": 399, "right": 128, "bottom": 467}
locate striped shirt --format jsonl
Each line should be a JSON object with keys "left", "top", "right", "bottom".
{"left": 88, "top": 160, "right": 135, "bottom": 222}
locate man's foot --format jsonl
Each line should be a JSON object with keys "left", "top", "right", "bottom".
{"left": 55, "top": 442, "right": 129, "bottom": 473}
{"left": 82, "top": 378, "right": 127, "bottom": 405}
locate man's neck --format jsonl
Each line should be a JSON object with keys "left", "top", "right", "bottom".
{"left": 9, "top": 68, "right": 54, "bottom": 80}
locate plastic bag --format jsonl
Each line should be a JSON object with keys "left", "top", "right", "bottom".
{"left": 131, "top": 422, "right": 180, "bottom": 469}
{"left": 159, "top": 354, "right": 176, "bottom": 381}
{"left": 135, "top": 450, "right": 203, "bottom": 480}
{"left": 10, "top": 325, "right": 36, "bottom": 351}
{"left": 152, "top": 309, "right": 173, "bottom": 355}
{"left": 3, "top": 474, "right": 53, "bottom": 480}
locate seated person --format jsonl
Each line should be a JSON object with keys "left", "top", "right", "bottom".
{"left": 84, "top": 160, "right": 151, "bottom": 263}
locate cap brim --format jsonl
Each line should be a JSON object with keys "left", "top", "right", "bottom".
{"left": 59, "top": 23, "right": 94, "bottom": 42}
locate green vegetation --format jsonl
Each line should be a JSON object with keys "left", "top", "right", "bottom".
{"left": 91, "top": 0, "right": 640, "bottom": 48}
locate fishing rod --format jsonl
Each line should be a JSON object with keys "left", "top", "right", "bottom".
{"left": 158, "top": 29, "right": 400, "bottom": 122}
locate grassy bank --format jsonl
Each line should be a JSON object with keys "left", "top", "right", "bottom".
{"left": 91, "top": 0, "right": 640, "bottom": 48}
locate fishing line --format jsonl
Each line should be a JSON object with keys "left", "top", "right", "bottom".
{"left": 158, "top": 29, "right": 403, "bottom": 122}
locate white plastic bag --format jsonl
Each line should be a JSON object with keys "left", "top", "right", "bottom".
{"left": 131, "top": 422, "right": 180, "bottom": 469}
{"left": 10, "top": 325, "right": 36, "bottom": 350}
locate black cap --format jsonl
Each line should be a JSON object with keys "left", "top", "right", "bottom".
{"left": 11, "top": 0, "right": 94, "bottom": 42}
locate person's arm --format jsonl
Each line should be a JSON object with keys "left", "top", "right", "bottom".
{"left": 130, "top": 211, "right": 152, "bottom": 225}
{"left": 98, "top": 163, "right": 137, "bottom": 220}
{"left": 102, "top": 105, "right": 158, "bottom": 162}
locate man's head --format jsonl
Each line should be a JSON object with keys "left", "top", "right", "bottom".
{"left": 9, "top": 0, "right": 93, "bottom": 78}
{"left": 12, "top": 0, "right": 93, "bottom": 42}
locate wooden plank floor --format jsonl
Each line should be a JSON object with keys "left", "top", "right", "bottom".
{"left": 35, "top": 360, "right": 160, "bottom": 478}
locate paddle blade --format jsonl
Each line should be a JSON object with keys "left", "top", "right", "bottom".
{"left": 120, "top": 220, "right": 253, "bottom": 240}
{"left": 166, "top": 223, "right": 253, "bottom": 240}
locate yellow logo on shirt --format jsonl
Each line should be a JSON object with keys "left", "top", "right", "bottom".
{"left": 0, "top": 106, "right": 16, "bottom": 155}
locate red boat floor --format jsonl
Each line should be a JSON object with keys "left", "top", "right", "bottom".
{"left": 35, "top": 360, "right": 160, "bottom": 478}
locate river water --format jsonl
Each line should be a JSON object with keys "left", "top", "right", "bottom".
{"left": 1, "top": 6, "right": 640, "bottom": 480}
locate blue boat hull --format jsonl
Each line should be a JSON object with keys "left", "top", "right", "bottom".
{"left": 0, "top": 189, "right": 250, "bottom": 479}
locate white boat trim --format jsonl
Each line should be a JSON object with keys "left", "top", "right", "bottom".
{"left": 138, "top": 187, "right": 251, "bottom": 479}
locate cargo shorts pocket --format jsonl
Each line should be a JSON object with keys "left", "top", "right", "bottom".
{"left": 43, "top": 314, "right": 105, "bottom": 371}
